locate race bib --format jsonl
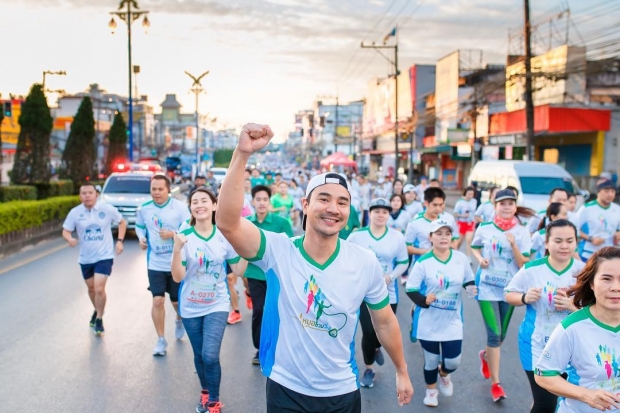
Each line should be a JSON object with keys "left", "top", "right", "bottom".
{"left": 430, "top": 290, "right": 459, "bottom": 311}
{"left": 482, "top": 258, "right": 510, "bottom": 287}
{"left": 186, "top": 277, "right": 217, "bottom": 305}
{"left": 153, "top": 239, "right": 173, "bottom": 254}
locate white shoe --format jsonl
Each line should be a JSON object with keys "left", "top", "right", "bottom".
{"left": 175, "top": 319, "right": 185, "bottom": 340}
{"left": 423, "top": 389, "right": 439, "bottom": 407}
{"left": 438, "top": 374, "right": 454, "bottom": 396}
{"left": 153, "top": 337, "right": 168, "bottom": 356}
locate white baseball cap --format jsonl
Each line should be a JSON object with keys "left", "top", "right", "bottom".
{"left": 305, "top": 172, "right": 351, "bottom": 198}
{"left": 403, "top": 184, "right": 416, "bottom": 194}
{"left": 428, "top": 219, "right": 453, "bottom": 234}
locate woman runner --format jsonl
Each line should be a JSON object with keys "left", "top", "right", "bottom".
{"left": 405, "top": 219, "right": 476, "bottom": 407}
{"left": 171, "top": 188, "right": 247, "bottom": 413}
{"left": 535, "top": 246, "right": 620, "bottom": 412}
{"left": 388, "top": 193, "right": 411, "bottom": 234}
{"left": 471, "top": 188, "right": 535, "bottom": 402}
{"left": 505, "top": 219, "right": 584, "bottom": 413}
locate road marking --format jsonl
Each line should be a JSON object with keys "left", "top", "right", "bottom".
{"left": 0, "top": 243, "right": 68, "bottom": 275}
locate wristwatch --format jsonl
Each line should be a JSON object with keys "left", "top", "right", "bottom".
{"left": 117, "top": 238, "right": 124, "bottom": 243}
{"left": 521, "top": 293, "right": 527, "bottom": 305}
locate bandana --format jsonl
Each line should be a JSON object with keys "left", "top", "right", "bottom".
{"left": 494, "top": 215, "right": 518, "bottom": 231}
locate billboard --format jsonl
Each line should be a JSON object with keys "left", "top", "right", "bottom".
{"left": 435, "top": 51, "right": 460, "bottom": 143}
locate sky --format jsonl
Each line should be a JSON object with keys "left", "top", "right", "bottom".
{"left": 0, "top": 0, "right": 614, "bottom": 142}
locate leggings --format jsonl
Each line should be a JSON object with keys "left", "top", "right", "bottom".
{"left": 419, "top": 340, "right": 462, "bottom": 385}
{"left": 478, "top": 300, "right": 514, "bottom": 347}
{"left": 359, "top": 303, "right": 397, "bottom": 365}
{"left": 525, "top": 370, "right": 562, "bottom": 413}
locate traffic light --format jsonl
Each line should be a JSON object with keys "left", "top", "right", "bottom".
{"left": 400, "top": 132, "right": 410, "bottom": 142}
{"left": 3, "top": 101, "right": 12, "bottom": 118}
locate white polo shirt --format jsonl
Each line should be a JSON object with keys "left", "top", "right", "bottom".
{"left": 63, "top": 202, "right": 123, "bottom": 265}
{"left": 246, "top": 230, "right": 389, "bottom": 397}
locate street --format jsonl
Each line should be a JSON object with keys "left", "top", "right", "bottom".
{"left": 0, "top": 231, "right": 533, "bottom": 413}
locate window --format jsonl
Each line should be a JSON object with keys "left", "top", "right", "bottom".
{"left": 519, "top": 177, "right": 576, "bottom": 195}
{"left": 103, "top": 177, "right": 151, "bottom": 194}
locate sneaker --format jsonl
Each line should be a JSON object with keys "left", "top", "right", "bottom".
{"left": 94, "top": 319, "right": 104, "bottom": 335}
{"left": 479, "top": 350, "right": 491, "bottom": 380}
{"left": 153, "top": 337, "right": 168, "bottom": 356}
{"left": 175, "top": 319, "right": 185, "bottom": 340}
{"left": 360, "top": 368, "right": 375, "bottom": 388}
{"left": 438, "top": 374, "right": 453, "bottom": 397}
{"left": 245, "top": 291, "right": 253, "bottom": 310}
{"left": 423, "top": 389, "right": 439, "bottom": 407}
{"left": 251, "top": 351, "right": 260, "bottom": 366}
{"left": 208, "top": 401, "right": 223, "bottom": 413}
{"left": 374, "top": 348, "right": 385, "bottom": 366}
{"left": 227, "top": 311, "right": 242, "bottom": 325}
{"left": 89, "top": 310, "right": 97, "bottom": 327}
{"left": 491, "top": 383, "right": 507, "bottom": 402}
{"left": 196, "top": 392, "right": 209, "bottom": 413}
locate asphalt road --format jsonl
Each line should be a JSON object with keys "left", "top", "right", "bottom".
{"left": 0, "top": 231, "right": 533, "bottom": 413}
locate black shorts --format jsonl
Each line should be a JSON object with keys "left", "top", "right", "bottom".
{"left": 147, "top": 270, "right": 179, "bottom": 301}
{"left": 266, "top": 378, "right": 361, "bottom": 413}
{"left": 80, "top": 259, "right": 113, "bottom": 280}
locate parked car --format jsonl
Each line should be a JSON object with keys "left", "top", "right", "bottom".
{"left": 468, "top": 160, "right": 589, "bottom": 212}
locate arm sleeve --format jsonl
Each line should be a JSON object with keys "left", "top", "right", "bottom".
{"left": 407, "top": 291, "right": 430, "bottom": 308}
{"left": 225, "top": 241, "right": 241, "bottom": 264}
{"left": 404, "top": 222, "right": 415, "bottom": 245}
{"left": 242, "top": 229, "right": 282, "bottom": 273}
{"left": 505, "top": 267, "right": 528, "bottom": 294}
{"left": 135, "top": 207, "right": 146, "bottom": 239}
{"left": 363, "top": 259, "right": 389, "bottom": 310}
{"left": 62, "top": 210, "right": 76, "bottom": 231}
{"left": 474, "top": 203, "right": 484, "bottom": 218}
{"left": 534, "top": 325, "right": 571, "bottom": 376}
{"left": 471, "top": 226, "right": 484, "bottom": 249}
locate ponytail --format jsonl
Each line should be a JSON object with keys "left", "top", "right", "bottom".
{"left": 538, "top": 202, "right": 563, "bottom": 231}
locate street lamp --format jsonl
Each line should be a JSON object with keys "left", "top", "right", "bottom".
{"left": 108, "top": 0, "right": 150, "bottom": 162}
{"left": 185, "top": 71, "right": 210, "bottom": 172}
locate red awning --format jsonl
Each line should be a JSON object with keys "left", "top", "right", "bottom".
{"left": 489, "top": 105, "right": 611, "bottom": 135}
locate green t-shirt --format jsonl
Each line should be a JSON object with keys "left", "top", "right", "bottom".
{"left": 271, "top": 193, "right": 294, "bottom": 224}
{"left": 244, "top": 213, "right": 294, "bottom": 281}
{"left": 250, "top": 176, "right": 267, "bottom": 187}
{"left": 339, "top": 205, "right": 361, "bottom": 239}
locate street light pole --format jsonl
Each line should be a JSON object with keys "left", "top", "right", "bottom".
{"left": 185, "top": 70, "right": 210, "bottom": 172}
{"left": 108, "top": 0, "right": 150, "bottom": 162}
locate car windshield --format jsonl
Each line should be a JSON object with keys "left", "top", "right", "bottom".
{"left": 103, "top": 177, "right": 151, "bottom": 194}
{"left": 519, "top": 176, "right": 576, "bottom": 195}
{"left": 212, "top": 171, "right": 226, "bottom": 175}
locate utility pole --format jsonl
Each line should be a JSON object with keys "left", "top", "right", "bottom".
{"left": 185, "top": 70, "right": 210, "bottom": 172}
{"left": 362, "top": 27, "right": 399, "bottom": 177}
{"left": 334, "top": 96, "right": 339, "bottom": 153}
{"left": 524, "top": 0, "right": 535, "bottom": 161}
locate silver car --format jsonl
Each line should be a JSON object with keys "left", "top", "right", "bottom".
{"left": 99, "top": 172, "right": 153, "bottom": 229}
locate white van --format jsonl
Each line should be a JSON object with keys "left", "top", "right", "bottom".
{"left": 468, "top": 161, "right": 589, "bottom": 212}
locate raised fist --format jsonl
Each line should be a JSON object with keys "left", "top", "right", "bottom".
{"left": 237, "top": 123, "right": 274, "bottom": 154}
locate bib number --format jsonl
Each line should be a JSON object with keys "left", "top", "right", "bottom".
{"left": 187, "top": 278, "right": 217, "bottom": 305}
{"left": 430, "top": 291, "right": 459, "bottom": 311}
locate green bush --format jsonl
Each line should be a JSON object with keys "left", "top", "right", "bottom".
{"left": 0, "top": 196, "right": 80, "bottom": 235}
{"left": 0, "top": 185, "right": 38, "bottom": 202}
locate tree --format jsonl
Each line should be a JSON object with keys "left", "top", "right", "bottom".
{"left": 62, "top": 97, "right": 96, "bottom": 185}
{"left": 105, "top": 112, "right": 128, "bottom": 174}
{"left": 12, "top": 84, "right": 53, "bottom": 184}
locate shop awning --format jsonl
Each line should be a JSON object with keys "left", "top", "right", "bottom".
{"left": 419, "top": 145, "right": 451, "bottom": 154}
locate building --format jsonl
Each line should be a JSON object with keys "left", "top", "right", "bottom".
{"left": 314, "top": 99, "right": 364, "bottom": 159}
{"left": 0, "top": 97, "right": 25, "bottom": 183}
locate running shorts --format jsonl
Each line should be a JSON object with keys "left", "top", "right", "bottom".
{"left": 147, "top": 270, "right": 180, "bottom": 301}
{"left": 457, "top": 221, "right": 475, "bottom": 235}
{"left": 80, "top": 259, "right": 113, "bottom": 280}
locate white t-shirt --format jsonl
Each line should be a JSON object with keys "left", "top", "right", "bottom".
{"left": 535, "top": 306, "right": 620, "bottom": 413}
{"left": 135, "top": 198, "right": 191, "bottom": 271}
{"left": 405, "top": 212, "right": 459, "bottom": 261}
{"left": 357, "top": 183, "right": 371, "bottom": 210}
{"left": 348, "top": 227, "right": 409, "bottom": 304}
{"left": 527, "top": 210, "right": 546, "bottom": 234}
{"left": 471, "top": 222, "right": 532, "bottom": 301}
{"left": 388, "top": 209, "right": 411, "bottom": 234}
{"left": 415, "top": 184, "right": 428, "bottom": 203}
{"left": 63, "top": 202, "right": 123, "bottom": 264}
{"left": 406, "top": 249, "right": 475, "bottom": 341}
{"left": 474, "top": 201, "right": 495, "bottom": 223}
{"left": 404, "top": 201, "right": 423, "bottom": 217}
{"left": 247, "top": 231, "right": 389, "bottom": 397}
{"left": 178, "top": 226, "right": 240, "bottom": 318}
{"left": 576, "top": 200, "right": 620, "bottom": 259}
{"left": 504, "top": 257, "right": 585, "bottom": 371}
{"left": 454, "top": 198, "right": 478, "bottom": 224}
{"left": 530, "top": 228, "right": 547, "bottom": 260}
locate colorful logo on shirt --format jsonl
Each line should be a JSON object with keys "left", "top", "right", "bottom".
{"left": 299, "top": 275, "right": 347, "bottom": 338}
{"left": 543, "top": 282, "right": 557, "bottom": 305}
{"left": 83, "top": 224, "right": 104, "bottom": 242}
{"left": 153, "top": 214, "right": 164, "bottom": 229}
{"left": 596, "top": 345, "right": 620, "bottom": 380}
{"left": 490, "top": 236, "right": 503, "bottom": 256}
{"left": 435, "top": 271, "right": 451, "bottom": 290}
{"left": 598, "top": 214, "right": 609, "bottom": 233}
{"left": 98, "top": 211, "right": 106, "bottom": 219}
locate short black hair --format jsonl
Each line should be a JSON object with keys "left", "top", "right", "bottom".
{"left": 430, "top": 178, "right": 440, "bottom": 184}
{"left": 151, "top": 174, "right": 171, "bottom": 190}
{"left": 80, "top": 183, "right": 97, "bottom": 192}
{"left": 251, "top": 185, "right": 271, "bottom": 199}
{"left": 195, "top": 175, "right": 206, "bottom": 180}
{"left": 275, "top": 172, "right": 282, "bottom": 177}
{"left": 549, "top": 187, "right": 569, "bottom": 198}
{"left": 424, "top": 187, "right": 446, "bottom": 203}
{"left": 463, "top": 186, "right": 475, "bottom": 196}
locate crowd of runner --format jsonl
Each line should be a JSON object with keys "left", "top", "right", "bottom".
{"left": 62, "top": 123, "right": 620, "bottom": 413}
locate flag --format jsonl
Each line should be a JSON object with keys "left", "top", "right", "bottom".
{"left": 383, "top": 27, "right": 397, "bottom": 43}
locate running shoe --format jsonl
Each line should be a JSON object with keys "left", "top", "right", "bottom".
{"left": 479, "top": 350, "right": 491, "bottom": 379}
{"left": 438, "top": 374, "right": 453, "bottom": 397}
{"left": 360, "top": 369, "right": 375, "bottom": 388}
{"left": 423, "top": 389, "right": 439, "bottom": 407}
{"left": 153, "top": 337, "right": 168, "bottom": 356}
{"left": 175, "top": 319, "right": 185, "bottom": 340}
{"left": 374, "top": 348, "right": 385, "bottom": 366}
{"left": 208, "top": 401, "right": 223, "bottom": 413}
{"left": 89, "top": 310, "right": 97, "bottom": 327}
{"left": 252, "top": 351, "right": 260, "bottom": 366}
{"left": 94, "top": 319, "right": 104, "bottom": 335}
{"left": 227, "top": 311, "right": 242, "bottom": 325}
{"left": 196, "top": 392, "right": 209, "bottom": 413}
{"left": 491, "top": 383, "right": 507, "bottom": 402}
{"left": 245, "top": 291, "right": 253, "bottom": 310}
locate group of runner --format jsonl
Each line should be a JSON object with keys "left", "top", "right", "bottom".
{"left": 62, "top": 123, "right": 620, "bottom": 413}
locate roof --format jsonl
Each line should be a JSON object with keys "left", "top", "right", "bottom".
{"left": 160, "top": 94, "right": 182, "bottom": 109}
